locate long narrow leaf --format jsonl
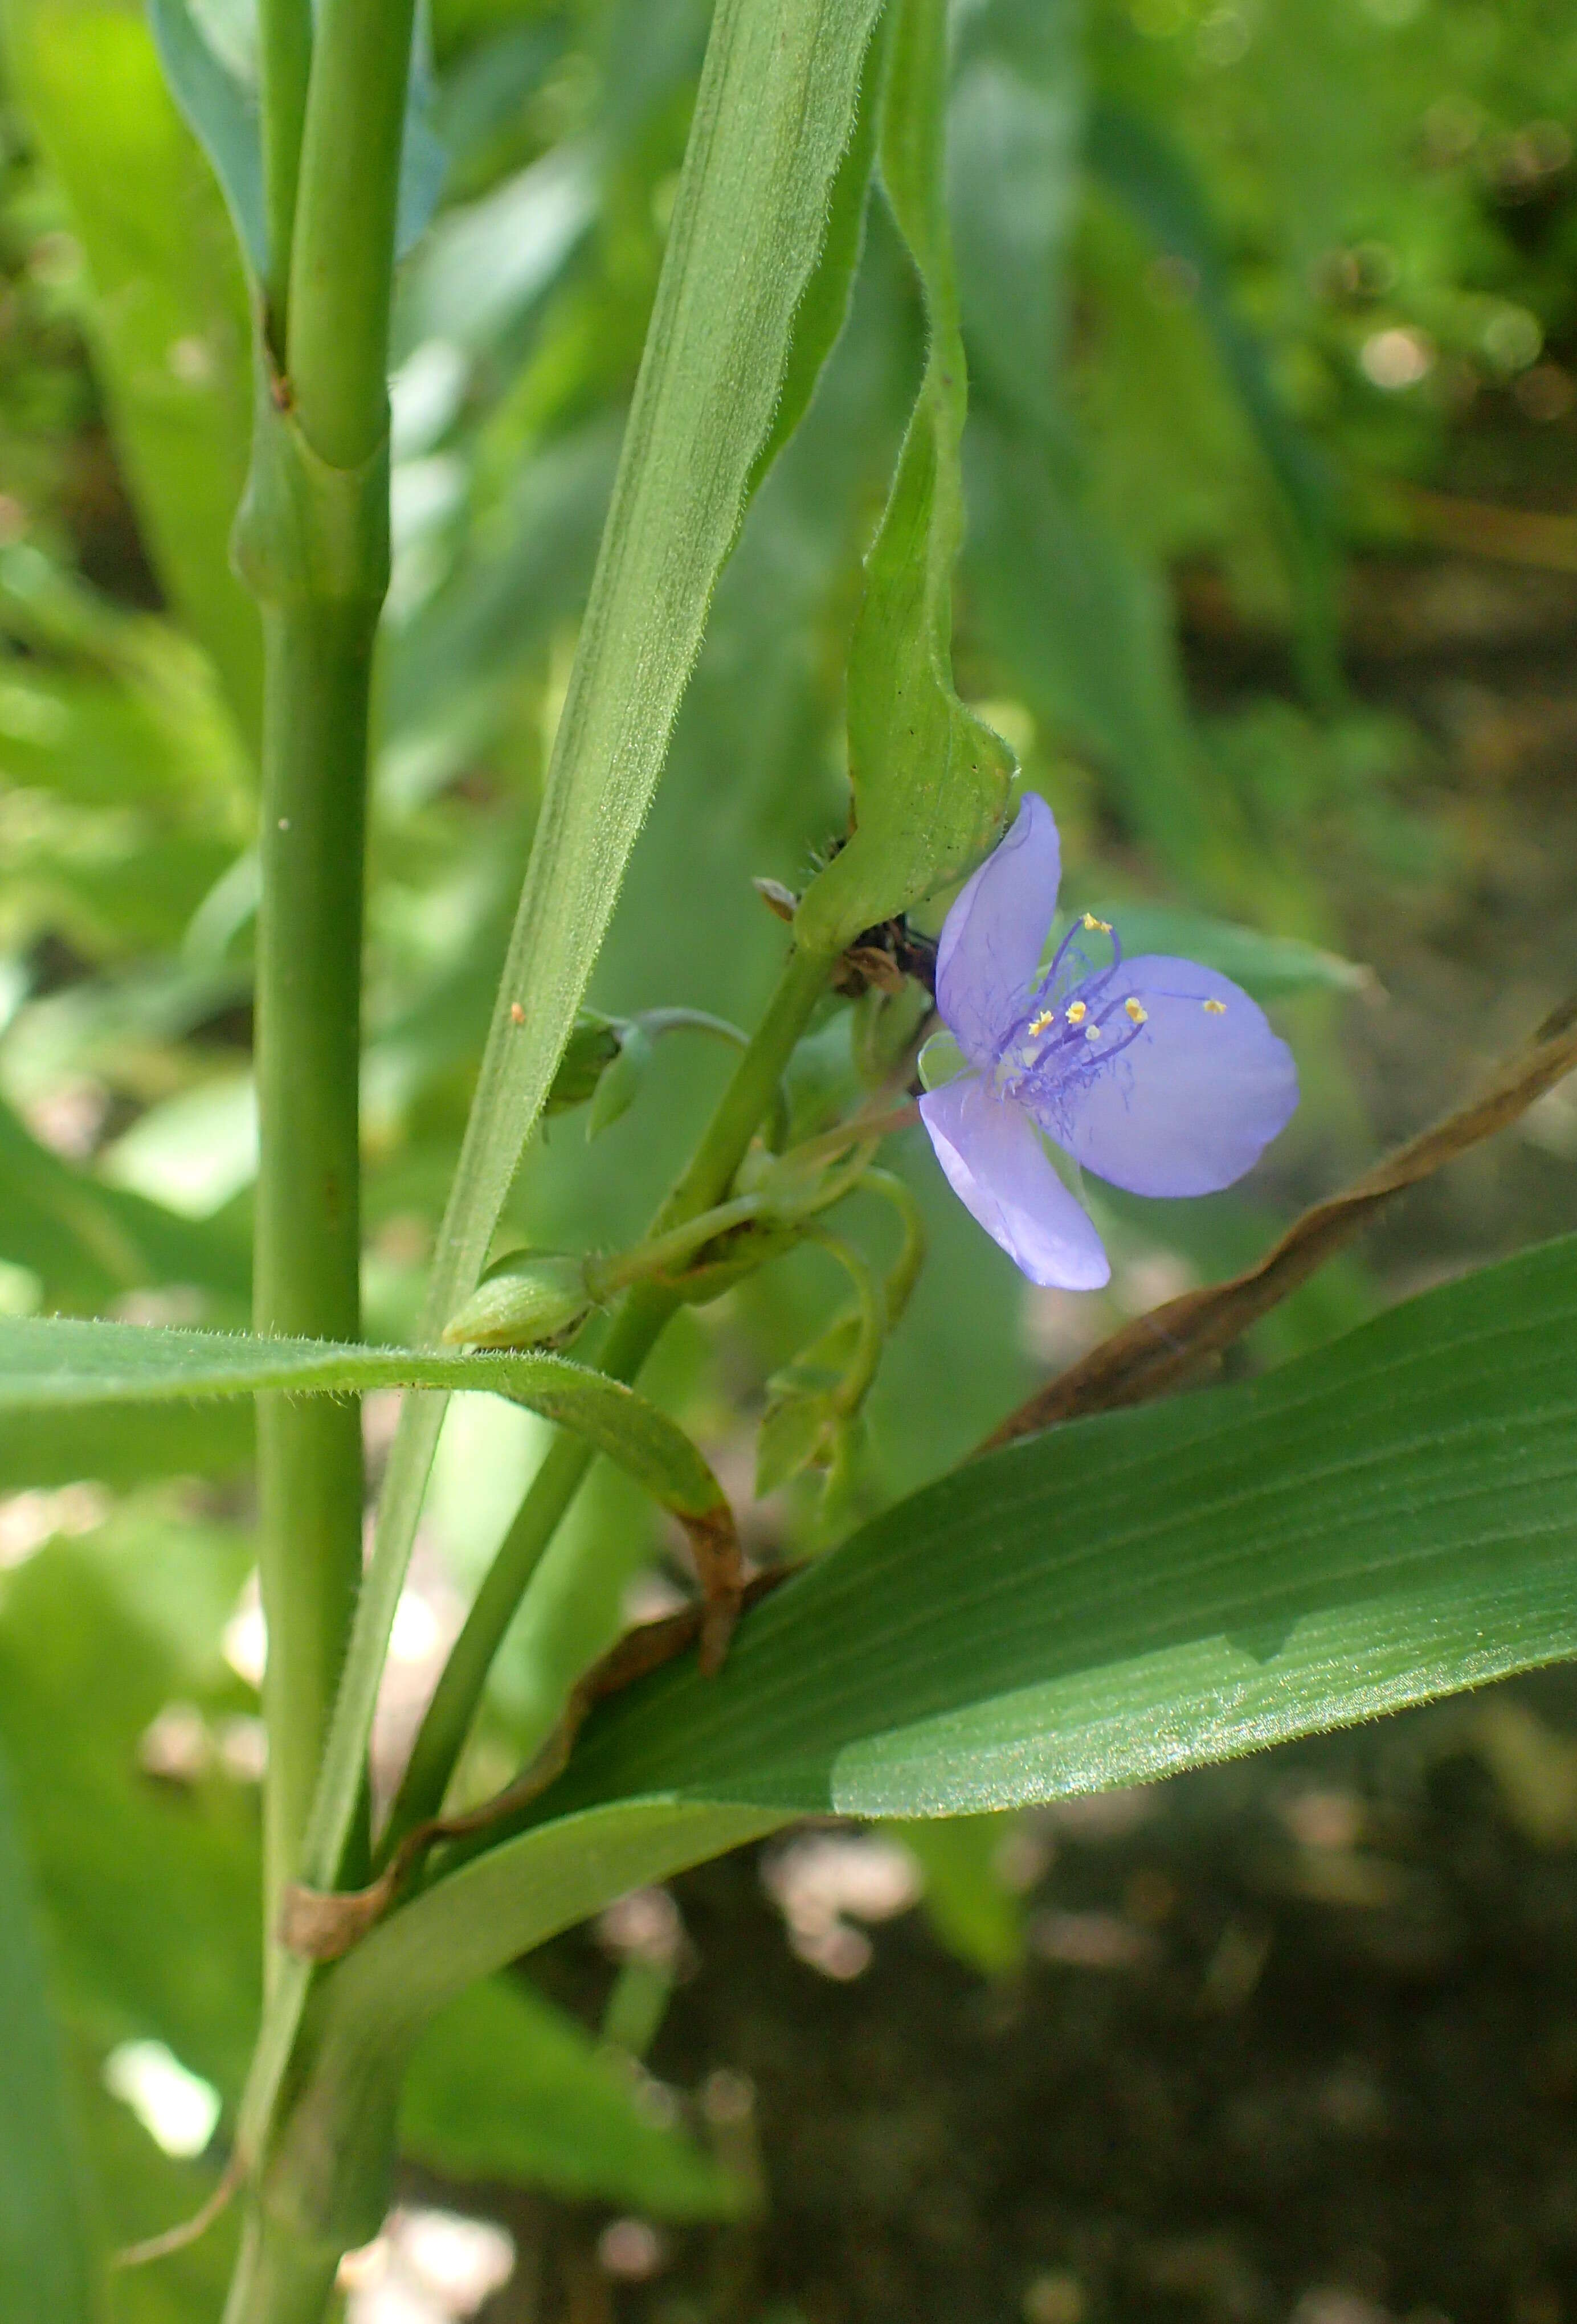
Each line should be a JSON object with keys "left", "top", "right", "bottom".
{"left": 1085, "top": 94, "right": 1341, "bottom": 699}
{"left": 146, "top": 0, "right": 267, "bottom": 277}
{"left": 553, "top": 1230, "right": 1577, "bottom": 1816}
{"left": 0, "top": 1318, "right": 729, "bottom": 1527}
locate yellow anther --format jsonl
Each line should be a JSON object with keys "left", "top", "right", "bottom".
{"left": 1084, "top": 1022, "right": 1101, "bottom": 1043}
{"left": 1065, "top": 1000, "right": 1087, "bottom": 1026}
{"left": 1027, "top": 1009, "right": 1056, "bottom": 1036}
{"left": 1124, "top": 997, "right": 1148, "bottom": 1025}
{"left": 1082, "top": 912, "right": 1113, "bottom": 933}
{"left": 1202, "top": 997, "right": 1227, "bottom": 1015}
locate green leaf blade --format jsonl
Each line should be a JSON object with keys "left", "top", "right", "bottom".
{"left": 430, "top": 0, "right": 886, "bottom": 1336}
{"left": 146, "top": 0, "right": 267, "bottom": 277}
{"left": 548, "top": 1231, "right": 1577, "bottom": 1817}
{"left": 288, "top": 1233, "right": 1577, "bottom": 2190}
{"left": 0, "top": 1318, "right": 728, "bottom": 1525}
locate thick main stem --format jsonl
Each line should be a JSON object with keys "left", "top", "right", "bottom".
{"left": 231, "top": 1, "right": 414, "bottom": 2310}
{"left": 254, "top": 598, "right": 374, "bottom": 1934}
{"left": 287, "top": 0, "right": 418, "bottom": 469}
{"left": 382, "top": 941, "right": 834, "bottom": 1851}
{"left": 222, "top": 2210, "right": 342, "bottom": 2324}
{"left": 241, "top": 0, "right": 412, "bottom": 1983}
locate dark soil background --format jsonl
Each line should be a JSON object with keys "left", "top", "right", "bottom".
{"left": 444, "top": 1667, "right": 1577, "bottom": 2324}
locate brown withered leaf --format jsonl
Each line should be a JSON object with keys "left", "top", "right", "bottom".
{"left": 983, "top": 993, "right": 1577, "bottom": 1453}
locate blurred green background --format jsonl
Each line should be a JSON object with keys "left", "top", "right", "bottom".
{"left": 3, "top": 0, "right": 1577, "bottom": 2313}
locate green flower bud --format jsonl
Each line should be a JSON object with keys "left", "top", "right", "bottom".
{"left": 586, "top": 1021, "right": 653, "bottom": 1140}
{"left": 443, "top": 1253, "right": 592, "bottom": 1349}
{"left": 544, "top": 1013, "right": 624, "bottom": 1115}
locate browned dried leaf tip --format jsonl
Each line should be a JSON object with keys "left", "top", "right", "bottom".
{"left": 754, "top": 877, "right": 798, "bottom": 923}
{"left": 277, "top": 1568, "right": 797, "bottom": 1965}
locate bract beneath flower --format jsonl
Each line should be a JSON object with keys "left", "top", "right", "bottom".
{"left": 918, "top": 794, "right": 1299, "bottom": 1288}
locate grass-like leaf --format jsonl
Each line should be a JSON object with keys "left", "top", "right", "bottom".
{"left": 0, "top": 1318, "right": 728, "bottom": 1528}
{"left": 403, "top": 1975, "right": 747, "bottom": 2219}
{"left": 421, "top": 0, "right": 884, "bottom": 1345}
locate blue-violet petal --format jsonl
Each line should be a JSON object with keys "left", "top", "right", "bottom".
{"left": 935, "top": 792, "right": 1061, "bottom": 1070}
{"left": 1049, "top": 955, "right": 1298, "bottom": 1198}
{"left": 920, "top": 1074, "right": 1110, "bottom": 1290}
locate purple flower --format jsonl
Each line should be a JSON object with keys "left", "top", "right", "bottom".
{"left": 918, "top": 793, "right": 1298, "bottom": 1289}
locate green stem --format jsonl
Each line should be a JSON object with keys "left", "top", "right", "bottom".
{"left": 237, "top": 0, "right": 415, "bottom": 1967}
{"left": 656, "top": 944, "right": 832, "bottom": 1231}
{"left": 638, "top": 1006, "right": 749, "bottom": 1047}
{"left": 382, "top": 940, "right": 834, "bottom": 1854}
{"left": 804, "top": 1224, "right": 884, "bottom": 1414}
{"left": 584, "top": 1191, "right": 763, "bottom": 1300}
{"left": 256, "top": 0, "right": 312, "bottom": 334}
{"left": 253, "top": 599, "right": 374, "bottom": 1935}
{"left": 222, "top": 2208, "right": 341, "bottom": 2324}
{"left": 230, "top": 1, "right": 415, "bottom": 2313}
{"left": 861, "top": 1166, "right": 926, "bottom": 1326}
{"left": 285, "top": 0, "right": 418, "bottom": 467}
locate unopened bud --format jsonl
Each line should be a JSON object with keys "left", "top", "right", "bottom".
{"left": 587, "top": 1021, "right": 653, "bottom": 1140}
{"left": 545, "top": 1012, "right": 624, "bottom": 1115}
{"left": 443, "top": 1253, "right": 592, "bottom": 1349}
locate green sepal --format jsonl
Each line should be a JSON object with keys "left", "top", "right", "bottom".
{"left": 664, "top": 1222, "right": 804, "bottom": 1308}
{"left": 792, "top": 0, "right": 1015, "bottom": 957}
{"left": 544, "top": 1010, "right": 625, "bottom": 1114}
{"left": 586, "top": 1021, "right": 653, "bottom": 1140}
{"left": 755, "top": 1391, "right": 834, "bottom": 1497}
{"left": 442, "top": 1253, "right": 593, "bottom": 1349}
{"left": 852, "top": 980, "right": 933, "bottom": 1088}
{"left": 755, "top": 1220, "right": 890, "bottom": 1499}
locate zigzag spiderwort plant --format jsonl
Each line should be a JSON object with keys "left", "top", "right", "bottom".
{"left": 4, "top": 0, "right": 1577, "bottom": 2316}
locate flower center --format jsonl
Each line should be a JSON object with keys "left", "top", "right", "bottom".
{"left": 993, "top": 915, "right": 1147, "bottom": 1106}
